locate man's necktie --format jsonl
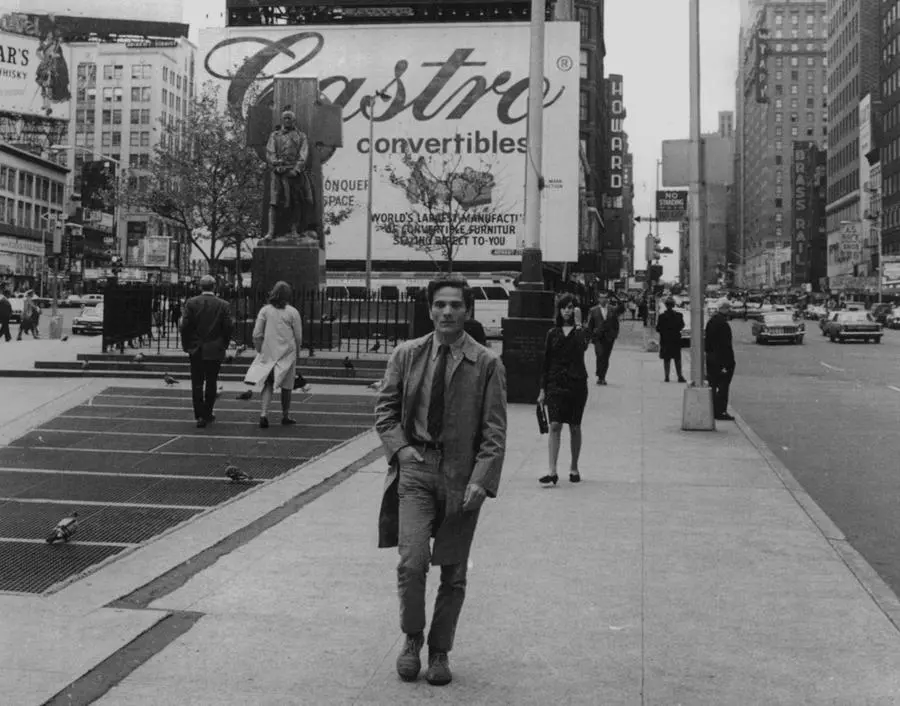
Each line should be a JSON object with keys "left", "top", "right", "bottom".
{"left": 427, "top": 344, "right": 449, "bottom": 441}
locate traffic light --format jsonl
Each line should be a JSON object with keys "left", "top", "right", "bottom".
{"left": 648, "top": 264, "right": 663, "bottom": 282}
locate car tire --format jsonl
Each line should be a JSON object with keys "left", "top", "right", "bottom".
{"left": 756, "top": 336, "right": 763, "bottom": 345}
{"left": 829, "top": 334, "right": 836, "bottom": 342}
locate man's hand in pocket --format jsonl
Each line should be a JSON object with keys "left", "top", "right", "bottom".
{"left": 396, "top": 446, "right": 424, "bottom": 465}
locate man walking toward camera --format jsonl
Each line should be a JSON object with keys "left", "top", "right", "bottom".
{"left": 586, "top": 292, "right": 620, "bottom": 385}
{"left": 705, "top": 300, "right": 736, "bottom": 421}
{"left": 180, "top": 275, "right": 234, "bottom": 428}
{"left": 375, "top": 277, "right": 507, "bottom": 687}
{"left": 0, "top": 287, "right": 12, "bottom": 342}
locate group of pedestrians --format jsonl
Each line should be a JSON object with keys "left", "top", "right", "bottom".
{"left": 177, "top": 275, "right": 311, "bottom": 429}
{"left": 0, "top": 288, "right": 40, "bottom": 342}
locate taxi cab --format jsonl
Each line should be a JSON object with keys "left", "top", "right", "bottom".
{"left": 751, "top": 312, "right": 805, "bottom": 345}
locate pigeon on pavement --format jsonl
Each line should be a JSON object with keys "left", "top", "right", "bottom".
{"left": 46, "top": 512, "right": 79, "bottom": 544}
{"left": 163, "top": 374, "right": 179, "bottom": 386}
{"left": 225, "top": 466, "right": 253, "bottom": 484}
{"left": 237, "top": 390, "right": 253, "bottom": 400}
{"left": 81, "top": 360, "right": 89, "bottom": 371}
{"left": 61, "top": 335, "right": 69, "bottom": 342}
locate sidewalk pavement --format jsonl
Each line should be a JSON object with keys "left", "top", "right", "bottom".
{"left": 4, "top": 331, "right": 900, "bottom": 704}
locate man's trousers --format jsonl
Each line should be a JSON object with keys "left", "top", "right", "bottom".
{"left": 397, "top": 451, "right": 474, "bottom": 653}
{"left": 593, "top": 339, "right": 616, "bottom": 382}
{"left": 189, "top": 352, "right": 221, "bottom": 421}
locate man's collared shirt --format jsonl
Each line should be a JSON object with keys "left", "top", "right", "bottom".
{"left": 598, "top": 306, "right": 608, "bottom": 320}
{"left": 412, "top": 333, "right": 466, "bottom": 442}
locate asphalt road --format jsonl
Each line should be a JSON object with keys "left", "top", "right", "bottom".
{"left": 728, "top": 319, "right": 900, "bottom": 594}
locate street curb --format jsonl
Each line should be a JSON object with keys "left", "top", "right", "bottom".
{"left": 731, "top": 409, "right": 900, "bottom": 634}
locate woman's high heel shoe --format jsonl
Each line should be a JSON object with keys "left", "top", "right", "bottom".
{"left": 569, "top": 471, "right": 581, "bottom": 483}
{"left": 539, "top": 474, "right": 559, "bottom": 486}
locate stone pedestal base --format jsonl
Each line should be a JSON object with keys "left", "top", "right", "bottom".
{"left": 251, "top": 240, "right": 324, "bottom": 296}
{"left": 48, "top": 314, "right": 63, "bottom": 340}
{"left": 681, "top": 384, "right": 716, "bottom": 431}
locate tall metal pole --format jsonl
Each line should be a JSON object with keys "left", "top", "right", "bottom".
{"left": 519, "top": 0, "right": 546, "bottom": 288}
{"left": 738, "top": 29, "right": 745, "bottom": 290}
{"left": 877, "top": 210, "right": 883, "bottom": 304}
{"left": 365, "top": 95, "right": 375, "bottom": 293}
{"left": 688, "top": 0, "right": 705, "bottom": 385}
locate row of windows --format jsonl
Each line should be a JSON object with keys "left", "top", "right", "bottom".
{"left": 774, "top": 68, "right": 825, "bottom": 83}
{"left": 883, "top": 1, "right": 900, "bottom": 34}
{"left": 0, "top": 198, "right": 63, "bottom": 232}
{"left": 828, "top": 75, "right": 860, "bottom": 121}
{"left": 772, "top": 82, "right": 824, "bottom": 97}
{"left": 773, "top": 55, "right": 827, "bottom": 69}
{"left": 773, "top": 96, "right": 825, "bottom": 110}
{"left": 775, "top": 111, "right": 826, "bottom": 125}
{"left": 828, "top": 42, "right": 859, "bottom": 93}
{"left": 827, "top": 170, "right": 860, "bottom": 204}
{"left": 882, "top": 30, "right": 900, "bottom": 66}
{"left": 883, "top": 102, "right": 900, "bottom": 133}
{"left": 827, "top": 138, "right": 859, "bottom": 176}
{"left": 827, "top": 9, "right": 859, "bottom": 62}
{"left": 0, "top": 166, "right": 64, "bottom": 204}
{"left": 161, "top": 89, "right": 184, "bottom": 113}
{"left": 771, "top": 27, "right": 826, "bottom": 40}
{"left": 767, "top": 41, "right": 822, "bottom": 53}
{"left": 774, "top": 10, "right": 821, "bottom": 27}
{"left": 773, "top": 124, "right": 821, "bottom": 138}
{"left": 830, "top": 107, "right": 858, "bottom": 146}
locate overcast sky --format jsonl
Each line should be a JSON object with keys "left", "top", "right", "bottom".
{"left": 184, "top": 0, "right": 740, "bottom": 277}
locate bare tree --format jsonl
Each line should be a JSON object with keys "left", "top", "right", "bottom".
{"left": 118, "top": 82, "right": 267, "bottom": 274}
{"left": 375, "top": 149, "right": 512, "bottom": 273}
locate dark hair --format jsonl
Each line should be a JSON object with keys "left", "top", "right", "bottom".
{"left": 427, "top": 277, "right": 472, "bottom": 309}
{"left": 554, "top": 293, "right": 578, "bottom": 327}
{"left": 269, "top": 280, "right": 292, "bottom": 309}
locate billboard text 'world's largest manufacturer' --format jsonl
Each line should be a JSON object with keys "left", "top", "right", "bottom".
{"left": 200, "top": 23, "right": 581, "bottom": 264}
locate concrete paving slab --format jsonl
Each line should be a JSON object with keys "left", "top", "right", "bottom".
{"left": 639, "top": 455, "right": 783, "bottom": 488}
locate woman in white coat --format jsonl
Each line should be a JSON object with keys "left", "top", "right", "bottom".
{"left": 243, "top": 281, "right": 304, "bottom": 428}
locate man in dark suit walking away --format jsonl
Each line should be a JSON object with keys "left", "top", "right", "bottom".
{"left": 704, "top": 300, "right": 736, "bottom": 421}
{"left": 656, "top": 297, "right": 687, "bottom": 383}
{"left": 180, "top": 275, "right": 234, "bottom": 428}
{"left": 586, "top": 292, "right": 620, "bottom": 385}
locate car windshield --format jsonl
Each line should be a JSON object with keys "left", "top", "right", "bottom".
{"left": 764, "top": 314, "right": 795, "bottom": 323}
{"left": 838, "top": 312, "right": 872, "bottom": 323}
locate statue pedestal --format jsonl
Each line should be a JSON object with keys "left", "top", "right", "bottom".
{"left": 251, "top": 239, "right": 324, "bottom": 296}
{"left": 501, "top": 288, "right": 556, "bottom": 404}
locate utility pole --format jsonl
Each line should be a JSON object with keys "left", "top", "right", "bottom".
{"left": 682, "top": 0, "right": 715, "bottom": 431}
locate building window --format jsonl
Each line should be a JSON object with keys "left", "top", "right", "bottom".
{"left": 131, "top": 64, "right": 143, "bottom": 79}
{"left": 141, "top": 109, "right": 150, "bottom": 125}
{"left": 162, "top": 88, "right": 168, "bottom": 104}
{"left": 775, "top": 98, "right": 783, "bottom": 109}
{"left": 578, "top": 7, "right": 591, "bottom": 41}
{"left": 775, "top": 199, "right": 783, "bottom": 208}
{"left": 790, "top": 112, "right": 798, "bottom": 123}
{"left": 775, "top": 170, "right": 783, "bottom": 184}
{"left": 790, "top": 57, "right": 799, "bottom": 67}
{"left": 775, "top": 57, "right": 783, "bottom": 68}
{"left": 131, "top": 87, "right": 141, "bottom": 101}
{"left": 806, "top": 70, "right": 814, "bottom": 81}
{"left": 775, "top": 85, "right": 783, "bottom": 96}
{"left": 103, "top": 64, "right": 114, "bottom": 80}
{"left": 112, "top": 132, "right": 121, "bottom": 147}
{"left": 807, "top": 57, "right": 815, "bottom": 67}
{"left": 102, "top": 132, "right": 112, "bottom": 147}
{"left": 113, "top": 109, "right": 122, "bottom": 125}
{"left": 775, "top": 213, "right": 783, "bottom": 223}
{"left": 775, "top": 70, "right": 783, "bottom": 80}
{"left": 775, "top": 155, "right": 782, "bottom": 165}
{"left": 790, "top": 84, "right": 798, "bottom": 94}
{"left": 114, "top": 65, "right": 123, "bottom": 80}
{"left": 142, "top": 87, "right": 151, "bottom": 102}
{"left": 580, "top": 90, "right": 589, "bottom": 122}
{"left": 103, "top": 87, "right": 112, "bottom": 102}
{"left": 806, "top": 127, "right": 814, "bottom": 136}
{"left": 130, "top": 131, "right": 140, "bottom": 147}
{"left": 807, "top": 98, "right": 815, "bottom": 108}
{"left": 102, "top": 109, "right": 111, "bottom": 125}
{"left": 791, "top": 126, "right": 799, "bottom": 136}
{"left": 775, "top": 13, "right": 783, "bottom": 25}
{"left": 775, "top": 126, "right": 783, "bottom": 137}
{"left": 775, "top": 112, "right": 783, "bottom": 122}
{"left": 140, "top": 131, "right": 150, "bottom": 147}
{"left": 139, "top": 153, "right": 150, "bottom": 168}
{"left": 775, "top": 185, "right": 784, "bottom": 197}
{"left": 114, "top": 87, "right": 123, "bottom": 102}
{"left": 163, "top": 66, "right": 169, "bottom": 82}
{"left": 580, "top": 49, "right": 588, "bottom": 80}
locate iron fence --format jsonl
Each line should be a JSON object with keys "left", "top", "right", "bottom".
{"left": 103, "top": 285, "right": 416, "bottom": 356}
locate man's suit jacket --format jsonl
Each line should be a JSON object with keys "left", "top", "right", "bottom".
{"left": 586, "top": 304, "right": 620, "bottom": 344}
{"left": 180, "top": 293, "right": 234, "bottom": 361}
{"left": 375, "top": 332, "right": 507, "bottom": 565}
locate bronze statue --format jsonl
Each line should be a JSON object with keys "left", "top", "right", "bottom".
{"left": 264, "top": 108, "right": 315, "bottom": 242}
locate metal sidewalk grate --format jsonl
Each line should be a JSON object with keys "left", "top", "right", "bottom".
{"left": 0, "top": 540, "right": 125, "bottom": 594}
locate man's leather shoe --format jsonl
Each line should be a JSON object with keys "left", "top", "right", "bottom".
{"left": 396, "top": 633, "right": 424, "bottom": 682}
{"left": 677, "top": 377, "right": 687, "bottom": 383}
{"left": 425, "top": 650, "right": 452, "bottom": 686}
{"left": 195, "top": 418, "right": 206, "bottom": 428}
{"left": 716, "top": 413, "right": 735, "bottom": 421}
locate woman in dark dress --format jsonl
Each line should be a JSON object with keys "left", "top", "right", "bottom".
{"left": 537, "top": 294, "right": 590, "bottom": 486}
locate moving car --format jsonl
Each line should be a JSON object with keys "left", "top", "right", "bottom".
{"left": 823, "top": 310, "right": 883, "bottom": 343}
{"left": 65, "top": 293, "right": 104, "bottom": 308}
{"left": 886, "top": 306, "right": 900, "bottom": 330}
{"left": 72, "top": 304, "right": 104, "bottom": 335}
{"left": 751, "top": 312, "right": 805, "bottom": 345}
{"left": 869, "top": 302, "right": 894, "bottom": 325}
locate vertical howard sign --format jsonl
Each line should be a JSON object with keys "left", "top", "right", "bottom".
{"left": 605, "top": 74, "right": 625, "bottom": 207}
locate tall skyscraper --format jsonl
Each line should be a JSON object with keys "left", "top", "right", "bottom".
{"left": 824, "top": 0, "right": 881, "bottom": 294}
{"left": 878, "top": 3, "right": 900, "bottom": 261}
{"left": 736, "top": 0, "right": 827, "bottom": 289}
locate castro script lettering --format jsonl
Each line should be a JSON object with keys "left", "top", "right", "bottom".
{"left": 204, "top": 32, "right": 565, "bottom": 126}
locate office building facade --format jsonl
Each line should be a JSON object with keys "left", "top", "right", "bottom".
{"left": 879, "top": 1, "right": 900, "bottom": 260}
{"left": 736, "top": 0, "right": 828, "bottom": 289}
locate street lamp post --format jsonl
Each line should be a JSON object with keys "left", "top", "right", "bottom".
{"left": 364, "top": 89, "right": 391, "bottom": 293}
{"left": 682, "top": 0, "right": 715, "bottom": 431}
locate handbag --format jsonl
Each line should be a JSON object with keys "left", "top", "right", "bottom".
{"left": 536, "top": 403, "right": 549, "bottom": 435}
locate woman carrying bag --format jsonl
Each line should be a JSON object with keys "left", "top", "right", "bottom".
{"left": 243, "top": 281, "right": 304, "bottom": 428}
{"left": 537, "top": 294, "right": 591, "bottom": 486}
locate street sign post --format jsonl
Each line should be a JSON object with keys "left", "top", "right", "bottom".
{"left": 656, "top": 190, "right": 689, "bottom": 222}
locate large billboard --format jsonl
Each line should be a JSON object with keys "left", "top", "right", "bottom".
{"left": 199, "top": 22, "right": 581, "bottom": 263}
{"left": 0, "top": 25, "right": 71, "bottom": 119}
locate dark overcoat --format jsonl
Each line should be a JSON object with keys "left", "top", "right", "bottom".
{"left": 374, "top": 332, "right": 507, "bottom": 566}
{"left": 656, "top": 309, "right": 685, "bottom": 360}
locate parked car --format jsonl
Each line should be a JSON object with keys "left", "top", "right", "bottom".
{"left": 869, "top": 302, "right": 894, "bottom": 325}
{"left": 8, "top": 296, "right": 24, "bottom": 323}
{"left": 65, "top": 293, "right": 104, "bottom": 308}
{"left": 823, "top": 310, "right": 883, "bottom": 343}
{"left": 72, "top": 303, "right": 104, "bottom": 335}
{"left": 751, "top": 312, "right": 805, "bottom": 345}
{"left": 886, "top": 306, "right": 900, "bottom": 330}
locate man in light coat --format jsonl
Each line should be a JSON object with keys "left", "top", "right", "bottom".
{"left": 375, "top": 277, "right": 507, "bottom": 687}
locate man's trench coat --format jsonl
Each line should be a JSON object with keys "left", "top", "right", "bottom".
{"left": 374, "top": 332, "right": 507, "bottom": 566}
